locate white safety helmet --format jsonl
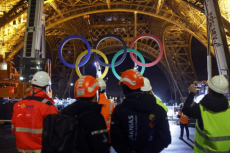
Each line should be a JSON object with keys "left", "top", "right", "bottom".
{"left": 208, "top": 75, "right": 228, "bottom": 94}
{"left": 31, "top": 71, "right": 50, "bottom": 87}
{"left": 97, "top": 78, "right": 106, "bottom": 91}
{"left": 141, "top": 77, "right": 152, "bottom": 91}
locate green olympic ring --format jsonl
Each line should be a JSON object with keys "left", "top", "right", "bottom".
{"left": 111, "top": 48, "right": 146, "bottom": 80}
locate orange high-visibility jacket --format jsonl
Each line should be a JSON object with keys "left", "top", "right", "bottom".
{"left": 29, "top": 88, "right": 55, "bottom": 104}
{"left": 98, "top": 93, "right": 115, "bottom": 143}
{"left": 11, "top": 89, "right": 57, "bottom": 152}
{"left": 178, "top": 110, "right": 189, "bottom": 124}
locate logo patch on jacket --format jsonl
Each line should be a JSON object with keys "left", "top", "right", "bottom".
{"left": 149, "top": 114, "right": 155, "bottom": 121}
{"left": 128, "top": 115, "right": 137, "bottom": 141}
{"left": 21, "top": 103, "right": 25, "bottom": 109}
{"left": 148, "top": 114, "right": 155, "bottom": 141}
{"left": 26, "top": 105, "right": 34, "bottom": 110}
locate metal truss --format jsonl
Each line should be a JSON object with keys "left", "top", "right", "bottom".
{"left": 44, "top": 2, "right": 208, "bottom": 47}
{"left": 47, "top": 1, "right": 90, "bottom": 97}
{"left": 181, "top": 0, "right": 230, "bottom": 32}
{"left": 0, "top": 0, "right": 27, "bottom": 28}
{"left": 0, "top": 0, "right": 27, "bottom": 57}
{"left": 181, "top": 0, "right": 230, "bottom": 50}
{"left": 2, "top": 0, "right": 230, "bottom": 58}
{"left": 163, "top": 25, "right": 197, "bottom": 97}
{"left": 45, "top": 15, "right": 90, "bottom": 97}
{"left": 2, "top": 0, "right": 230, "bottom": 99}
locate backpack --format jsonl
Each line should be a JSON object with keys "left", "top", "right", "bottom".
{"left": 42, "top": 112, "right": 94, "bottom": 153}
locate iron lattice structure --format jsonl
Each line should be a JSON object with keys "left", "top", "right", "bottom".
{"left": 1, "top": 0, "right": 230, "bottom": 99}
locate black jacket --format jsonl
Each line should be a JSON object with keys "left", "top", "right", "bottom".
{"left": 182, "top": 92, "right": 229, "bottom": 130}
{"left": 61, "top": 100, "right": 110, "bottom": 153}
{"left": 111, "top": 92, "right": 171, "bottom": 153}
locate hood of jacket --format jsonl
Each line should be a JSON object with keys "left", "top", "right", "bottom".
{"left": 200, "top": 94, "right": 229, "bottom": 112}
{"left": 29, "top": 87, "right": 55, "bottom": 104}
{"left": 123, "top": 92, "right": 156, "bottom": 113}
{"left": 72, "top": 100, "right": 102, "bottom": 115}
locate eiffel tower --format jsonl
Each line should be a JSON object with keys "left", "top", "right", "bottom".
{"left": 0, "top": 0, "right": 229, "bottom": 100}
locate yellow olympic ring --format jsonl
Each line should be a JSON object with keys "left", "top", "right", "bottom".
{"left": 75, "top": 49, "right": 109, "bottom": 79}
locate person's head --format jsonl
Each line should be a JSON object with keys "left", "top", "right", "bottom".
{"left": 119, "top": 69, "right": 144, "bottom": 96}
{"left": 31, "top": 71, "right": 50, "bottom": 91}
{"left": 141, "top": 77, "right": 153, "bottom": 94}
{"left": 208, "top": 75, "right": 228, "bottom": 98}
{"left": 74, "top": 75, "right": 100, "bottom": 103}
{"left": 97, "top": 78, "right": 106, "bottom": 94}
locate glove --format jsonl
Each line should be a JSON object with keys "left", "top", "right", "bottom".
{"left": 189, "top": 84, "right": 197, "bottom": 94}
{"left": 202, "top": 80, "right": 208, "bottom": 85}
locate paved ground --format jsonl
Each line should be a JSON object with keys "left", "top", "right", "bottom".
{"left": 162, "top": 122, "right": 195, "bottom": 153}
{"left": 0, "top": 123, "right": 18, "bottom": 153}
{"left": 0, "top": 122, "right": 195, "bottom": 153}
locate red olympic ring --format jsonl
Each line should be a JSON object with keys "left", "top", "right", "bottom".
{"left": 130, "top": 34, "right": 164, "bottom": 67}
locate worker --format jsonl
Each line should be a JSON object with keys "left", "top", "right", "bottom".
{"left": 141, "top": 77, "right": 168, "bottom": 112}
{"left": 178, "top": 103, "right": 189, "bottom": 140}
{"left": 11, "top": 71, "right": 58, "bottom": 153}
{"left": 182, "top": 75, "right": 230, "bottom": 152}
{"left": 61, "top": 75, "right": 110, "bottom": 153}
{"left": 111, "top": 69, "right": 171, "bottom": 153}
{"left": 97, "top": 78, "right": 115, "bottom": 145}
{"left": 27, "top": 79, "right": 55, "bottom": 104}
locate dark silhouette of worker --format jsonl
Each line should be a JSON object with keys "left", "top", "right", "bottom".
{"left": 111, "top": 69, "right": 171, "bottom": 153}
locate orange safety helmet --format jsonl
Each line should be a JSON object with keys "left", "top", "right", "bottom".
{"left": 119, "top": 69, "right": 144, "bottom": 90}
{"left": 74, "top": 75, "right": 100, "bottom": 98}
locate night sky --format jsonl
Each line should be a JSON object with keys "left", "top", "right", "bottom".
{"left": 12, "top": 37, "right": 220, "bottom": 102}
{"left": 191, "top": 37, "right": 219, "bottom": 81}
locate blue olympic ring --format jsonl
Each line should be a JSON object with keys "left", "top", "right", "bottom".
{"left": 58, "top": 35, "right": 91, "bottom": 68}
{"left": 93, "top": 34, "right": 127, "bottom": 67}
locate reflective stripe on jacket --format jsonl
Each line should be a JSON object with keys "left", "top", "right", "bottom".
{"left": 155, "top": 95, "right": 168, "bottom": 112}
{"left": 98, "top": 93, "right": 115, "bottom": 143}
{"left": 17, "top": 148, "right": 41, "bottom": 153}
{"left": 11, "top": 89, "right": 57, "bottom": 150}
{"left": 178, "top": 110, "right": 188, "bottom": 124}
{"left": 194, "top": 101, "right": 230, "bottom": 153}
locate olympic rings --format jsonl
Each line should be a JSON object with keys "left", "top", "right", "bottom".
{"left": 58, "top": 35, "right": 91, "bottom": 68}
{"left": 111, "top": 48, "right": 146, "bottom": 80}
{"left": 93, "top": 34, "right": 127, "bottom": 67}
{"left": 75, "top": 49, "right": 109, "bottom": 79}
{"left": 59, "top": 34, "right": 163, "bottom": 79}
{"left": 130, "top": 33, "right": 164, "bottom": 67}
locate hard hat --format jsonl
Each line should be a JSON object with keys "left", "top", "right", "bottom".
{"left": 141, "top": 77, "right": 152, "bottom": 91}
{"left": 119, "top": 69, "right": 144, "bottom": 90}
{"left": 180, "top": 103, "right": 184, "bottom": 107}
{"left": 97, "top": 78, "right": 106, "bottom": 91}
{"left": 208, "top": 75, "right": 228, "bottom": 94}
{"left": 74, "top": 75, "right": 100, "bottom": 98}
{"left": 31, "top": 71, "right": 50, "bottom": 87}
